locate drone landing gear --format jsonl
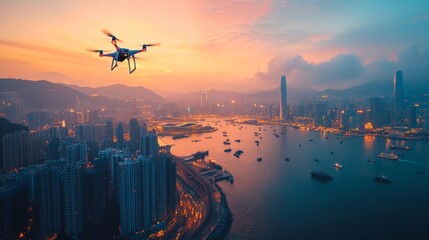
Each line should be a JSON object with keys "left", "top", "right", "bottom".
{"left": 111, "top": 58, "right": 118, "bottom": 71}
{"left": 127, "top": 55, "right": 136, "bottom": 74}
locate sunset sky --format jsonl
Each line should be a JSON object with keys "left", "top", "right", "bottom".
{"left": 0, "top": 0, "right": 428, "bottom": 92}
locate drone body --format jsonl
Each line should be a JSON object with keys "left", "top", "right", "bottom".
{"left": 88, "top": 30, "right": 159, "bottom": 74}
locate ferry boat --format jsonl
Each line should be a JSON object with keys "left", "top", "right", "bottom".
{"left": 378, "top": 152, "right": 398, "bottom": 160}
{"left": 373, "top": 174, "right": 392, "bottom": 183}
{"left": 334, "top": 162, "right": 343, "bottom": 169}
{"left": 311, "top": 171, "right": 333, "bottom": 181}
{"left": 389, "top": 145, "right": 411, "bottom": 150}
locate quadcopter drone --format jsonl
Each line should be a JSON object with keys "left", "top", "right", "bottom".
{"left": 88, "top": 29, "right": 160, "bottom": 74}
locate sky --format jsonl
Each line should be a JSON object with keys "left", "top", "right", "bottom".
{"left": 0, "top": 0, "right": 428, "bottom": 93}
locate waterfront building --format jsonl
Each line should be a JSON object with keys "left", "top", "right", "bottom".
{"left": 394, "top": 70, "right": 404, "bottom": 125}
{"left": 280, "top": 75, "right": 288, "bottom": 120}
{"left": 370, "top": 97, "right": 387, "bottom": 128}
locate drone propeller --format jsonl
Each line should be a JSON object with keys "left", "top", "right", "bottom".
{"left": 101, "top": 29, "right": 123, "bottom": 42}
{"left": 86, "top": 49, "right": 110, "bottom": 54}
{"left": 140, "top": 43, "right": 161, "bottom": 47}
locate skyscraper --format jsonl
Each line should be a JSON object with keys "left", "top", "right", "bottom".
{"left": 280, "top": 75, "right": 288, "bottom": 120}
{"left": 200, "top": 91, "right": 207, "bottom": 108}
{"left": 394, "top": 70, "right": 404, "bottom": 125}
{"left": 129, "top": 118, "right": 140, "bottom": 152}
{"left": 370, "top": 97, "right": 387, "bottom": 128}
{"left": 118, "top": 157, "right": 151, "bottom": 237}
{"left": 104, "top": 119, "right": 114, "bottom": 147}
{"left": 116, "top": 122, "right": 124, "bottom": 149}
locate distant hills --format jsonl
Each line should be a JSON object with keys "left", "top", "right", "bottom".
{"left": 0, "top": 78, "right": 127, "bottom": 109}
{"left": 1, "top": 78, "right": 426, "bottom": 110}
{"left": 62, "top": 83, "right": 164, "bottom": 103}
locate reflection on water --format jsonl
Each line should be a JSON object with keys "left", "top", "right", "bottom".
{"left": 163, "top": 118, "right": 429, "bottom": 240}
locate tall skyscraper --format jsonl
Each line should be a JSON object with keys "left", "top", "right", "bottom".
{"left": 118, "top": 157, "right": 151, "bottom": 237}
{"left": 280, "top": 75, "right": 288, "bottom": 120}
{"left": 141, "top": 132, "right": 159, "bottom": 158}
{"left": 116, "top": 122, "right": 124, "bottom": 149}
{"left": 394, "top": 70, "right": 404, "bottom": 125}
{"left": 129, "top": 118, "right": 140, "bottom": 152}
{"left": 63, "top": 164, "right": 84, "bottom": 238}
{"left": 200, "top": 91, "right": 207, "bottom": 108}
{"left": 104, "top": 119, "right": 114, "bottom": 147}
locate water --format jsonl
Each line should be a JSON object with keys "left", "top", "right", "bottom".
{"left": 161, "top": 119, "right": 429, "bottom": 240}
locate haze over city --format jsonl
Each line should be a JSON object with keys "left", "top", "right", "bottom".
{"left": 1, "top": 0, "right": 428, "bottom": 92}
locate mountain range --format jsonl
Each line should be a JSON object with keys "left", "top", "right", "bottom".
{"left": 1, "top": 78, "right": 427, "bottom": 110}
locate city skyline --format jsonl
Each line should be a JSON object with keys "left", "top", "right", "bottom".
{"left": 0, "top": 0, "right": 428, "bottom": 92}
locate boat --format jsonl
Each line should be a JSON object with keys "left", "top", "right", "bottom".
{"left": 255, "top": 140, "right": 260, "bottom": 144}
{"left": 389, "top": 145, "right": 411, "bottom": 150}
{"left": 299, "top": 144, "right": 302, "bottom": 147}
{"left": 367, "top": 159, "right": 376, "bottom": 163}
{"left": 285, "top": 158, "right": 290, "bottom": 162}
{"left": 311, "top": 171, "right": 333, "bottom": 181}
{"left": 309, "top": 139, "right": 314, "bottom": 142}
{"left": 257, "top": 157, "right": 262, "bottom": 162}
{"left": 273, "top": 133, "right": 280, "bottom": 137}
{"left": 224, "top": 148, "right": 232, "bottom": 152}
{"left": 172, "top": 134, "right": 188, "bottom": 140}
{"left": 331, "top": 151, "right": 334, "bottom": 155}
{"left": 233, "top": 153, "right": 240, "bottom": 158}
{"left": 236, "top": 150, "right": 243, "bottom": 154}
{"left": 378, "top": 152, "right": 398, "bottom": 160}
{"left": 339, "top": 141, "right": 343, "bottom": 144}
{"left": 313, "top": 159, "right": 319, "bottom": 163}
{"left": 223, "top": 140, "right": 231, "bottom": 145}
{"left": 373, "top": 174, "right": 392, "bottom": 183}
{"left": 235, "top": 139, "right": 241, "bottom": 143}
{"left": 192, "top": 139, "right": 201, "bottom": 142}
{"left": 334, "top": 162, "right": 343, "bottom": 169}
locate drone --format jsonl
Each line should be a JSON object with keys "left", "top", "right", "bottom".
{"left": 87, "top": 29, "right": 160, "bottom": 74}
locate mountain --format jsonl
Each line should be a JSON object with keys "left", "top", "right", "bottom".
{"left": 316, "top": 80, "right": 429, "bottom": 99}
{"left": 0, "top": 78, "right": 126, "bottom": 109}
{"left": 63, "top": 83, "right": 164, "bottom": 103}
{"left": 153, "top": 85, "right": 316, "bottom": 103}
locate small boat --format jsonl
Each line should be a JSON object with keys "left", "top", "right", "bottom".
{"left": 313, "top": 159, "right": 319, "bottom": 163}
{"left": 373, "top": 174, "right": 392, "bottom": 183}
{"left": 205, "top": 136, "right": 212, "bottom": 139}
{"left": 299, "top": 144, "right": 302, "bottom": 147}
{"left": 223, "top": 141, "right": 231, "bottom": 145}
{"left": 311, "top": 171, "right": 333, "bottom": 181}
{"left": 233, "top": 153, "right": 240, "bottom": 158}
{"left": 224, "top": 148, "right": 232, "bottom": 152}
{"left": 378, "top": 152, "right": 398, "bottom": 160}
{"left": 334, "top": 162, "right": 343, "bottom": 169}
{"left": 285, "top": 158, "right": 290, "bottom": 162}
{"left": 389, "top": 145, "right": 411, "bottom": 150}
{"left": 339, "top": 141, "right": 343, "bottom": 144}
{"left": 331, "top": 151, "right": 334, "bottom": 155}
{"left": 257, "top": 157, "right": 262, "bottom": 162}
{"left": 309, "top": 139, "right": 314, "bottom": 142}
{"left": 416, "top": 171, "right": 423, "bottom": 175}
{"left": 235, "top": 139, "right": 241, "bottom": 143}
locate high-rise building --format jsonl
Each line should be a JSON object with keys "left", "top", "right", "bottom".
{"left": 409, "top": 106, "right": 417, "bottom": 129}
{"left": 141, "top": 132, "right": 159, "bottom": 158}
{"left": 129, "top": 118, "right": 140, "bottom": 152}
{"left": 116, "top": 122, "right": 124, "bottom": 149}
{"left": 118, "top": 157, "right": 151, "bottom": 237}
{"left": 2, "top": 131, "right": 46, "bottom": 171}
{"left": 104, "top": 120, "right": 114, "bottom": 147}
{"left": 34, "top": 162, "right": 63, "bottom": 236}
{"left": 280, "top": 75, "right": 288, "bottom": 120}
{"left": 200, "top": 91, "right": 208, "bottom": 108}
{"left": 63, "top": 164, "right": 84, "bottom": 238}
{"left": 370, "top": 97, "right": 387, "bottom": 128}
{"left": 394, "top": 70, "right": 404, "bottom": 125}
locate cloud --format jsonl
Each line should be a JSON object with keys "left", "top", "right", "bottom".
{"left": 255, "top": 53, "right": 364, "bottom": 89}
{"left": 254, "top": 45, "right": 429, "bottom": 90}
